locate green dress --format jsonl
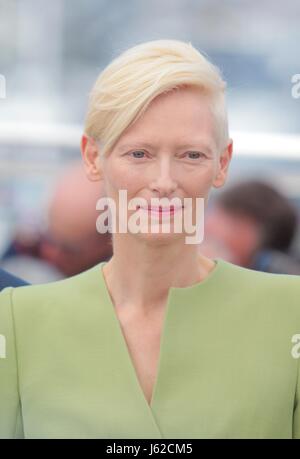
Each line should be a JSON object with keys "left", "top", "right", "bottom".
{"left": 0, "top": 258, "right": 299, "bottom": 439}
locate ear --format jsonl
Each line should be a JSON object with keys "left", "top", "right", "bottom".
{"left": 81, "top": 134, "right": 103, "bottom": 182}
{"left": 212, "top": 139, "right": 233, "bottom": 189}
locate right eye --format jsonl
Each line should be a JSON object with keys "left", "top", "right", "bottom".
{"left": 129, "top": 150, "right": 146, "bottom": 159}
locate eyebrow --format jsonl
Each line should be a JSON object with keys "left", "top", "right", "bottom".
{"left": 117, "top": 142, "right": 214, "bottom": 155}
{"left": 117, "top": 142, "right": 154, "bottom": 151}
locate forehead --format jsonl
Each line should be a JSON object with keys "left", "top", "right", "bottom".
{"left": 114, "top": 86, "right": 217, "bottom": 151}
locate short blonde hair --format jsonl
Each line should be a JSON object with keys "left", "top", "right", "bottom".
{"left": 84, "top": 39, "right": 229, "bottom": 157}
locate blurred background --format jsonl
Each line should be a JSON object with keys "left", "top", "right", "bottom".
{"left": 0, "top": 0, "right": 300, "bottom": 282}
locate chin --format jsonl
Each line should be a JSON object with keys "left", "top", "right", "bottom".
{"left": 129, "top": 228, "right": 188, "bottom": 247}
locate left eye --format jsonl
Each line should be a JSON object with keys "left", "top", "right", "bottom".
{"left": 185, "top": 151, "right": 204, "bottom": 159}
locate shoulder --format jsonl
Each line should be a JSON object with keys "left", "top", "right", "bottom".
{"left": 0, "top": 263, "right": 103, "bottom": 322}
{"left": 0, "top": 263, "right": 105, "bottom": 357}
{"left": 222, "top": 258, "right": 300, "bottom": 288}
{"left": 220, "top": 258, "right": 300, "bottom": 287}
{"left": 218, "top": 259, "right": 300, "bottom": 318}
{"left": 0, "top": 263, "right": 107, "bottom": 378}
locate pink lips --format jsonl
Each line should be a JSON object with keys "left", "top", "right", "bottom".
{"left": 138, "top": 205, "right": 183, "bottom": 213}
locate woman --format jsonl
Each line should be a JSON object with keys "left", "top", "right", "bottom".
{"left": 0, "top": 40, "right": 299, "bottom": 439}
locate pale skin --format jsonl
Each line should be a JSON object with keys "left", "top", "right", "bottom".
{"left": 81, "top": 86, "right": 233, "bottom": 405}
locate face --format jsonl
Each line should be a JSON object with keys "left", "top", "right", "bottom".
{"left": 82, "top": 86, "right": 232, "bottom": 246}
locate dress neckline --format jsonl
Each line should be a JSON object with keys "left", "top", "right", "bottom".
{"left": 92, "top": 257, "right": 227, "bottom": 411}
{"left": 98, "top": 257, "right": 225, "bottom": 293}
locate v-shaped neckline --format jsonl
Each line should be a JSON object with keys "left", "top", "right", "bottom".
{"left": 94, "top": 258, "right": 224, "bottom": 413}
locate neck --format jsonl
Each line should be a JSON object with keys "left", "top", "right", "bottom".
{"left": 102, "top": 233, "right": 216, "bottom": 315}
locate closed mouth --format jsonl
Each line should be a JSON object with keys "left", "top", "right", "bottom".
{"left": 138, "top": 205, "right": 183, "bottom": 213}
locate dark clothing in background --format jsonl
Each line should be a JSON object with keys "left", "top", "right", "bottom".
{"left": 0, "top": 269, "right": 29, "bottom": 291}
{"left": 251, "top": 249, "right": 300, "bottom": 275}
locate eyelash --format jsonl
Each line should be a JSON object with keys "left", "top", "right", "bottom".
{"left": 128, "top": 151, "right": 205, "bottom": 160}
{"left": 129, "top": 150, "right": 147, "bottom": 159}
{"left": 184, "top": 152, "right": 205, "bottom": 160}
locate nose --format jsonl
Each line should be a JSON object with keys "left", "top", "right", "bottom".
{"left": 149, "top": 156, "right": 178, "bottom": 197}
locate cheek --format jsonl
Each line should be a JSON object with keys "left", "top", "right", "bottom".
{"left": 103, "top": 161, "right": 144, "bottom": 195}
{"left": 187, "top": 165, "right": 216, "bottom": 198}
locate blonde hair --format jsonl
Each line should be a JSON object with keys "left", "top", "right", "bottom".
{"left": 84, "top": 39, "right": 229, "bottom": 157}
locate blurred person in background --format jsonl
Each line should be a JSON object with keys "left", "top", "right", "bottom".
{"left": 0, "top": 221, "right": 63, "bottom": 284}
{"left": 1, "top": 161, "right": 112, "bottom": 282}
{"left": 39, "top": 161, "right": 112, "bottom": 277}
{"left": 201, "top": 180, "right": 300, "bottom": 274}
